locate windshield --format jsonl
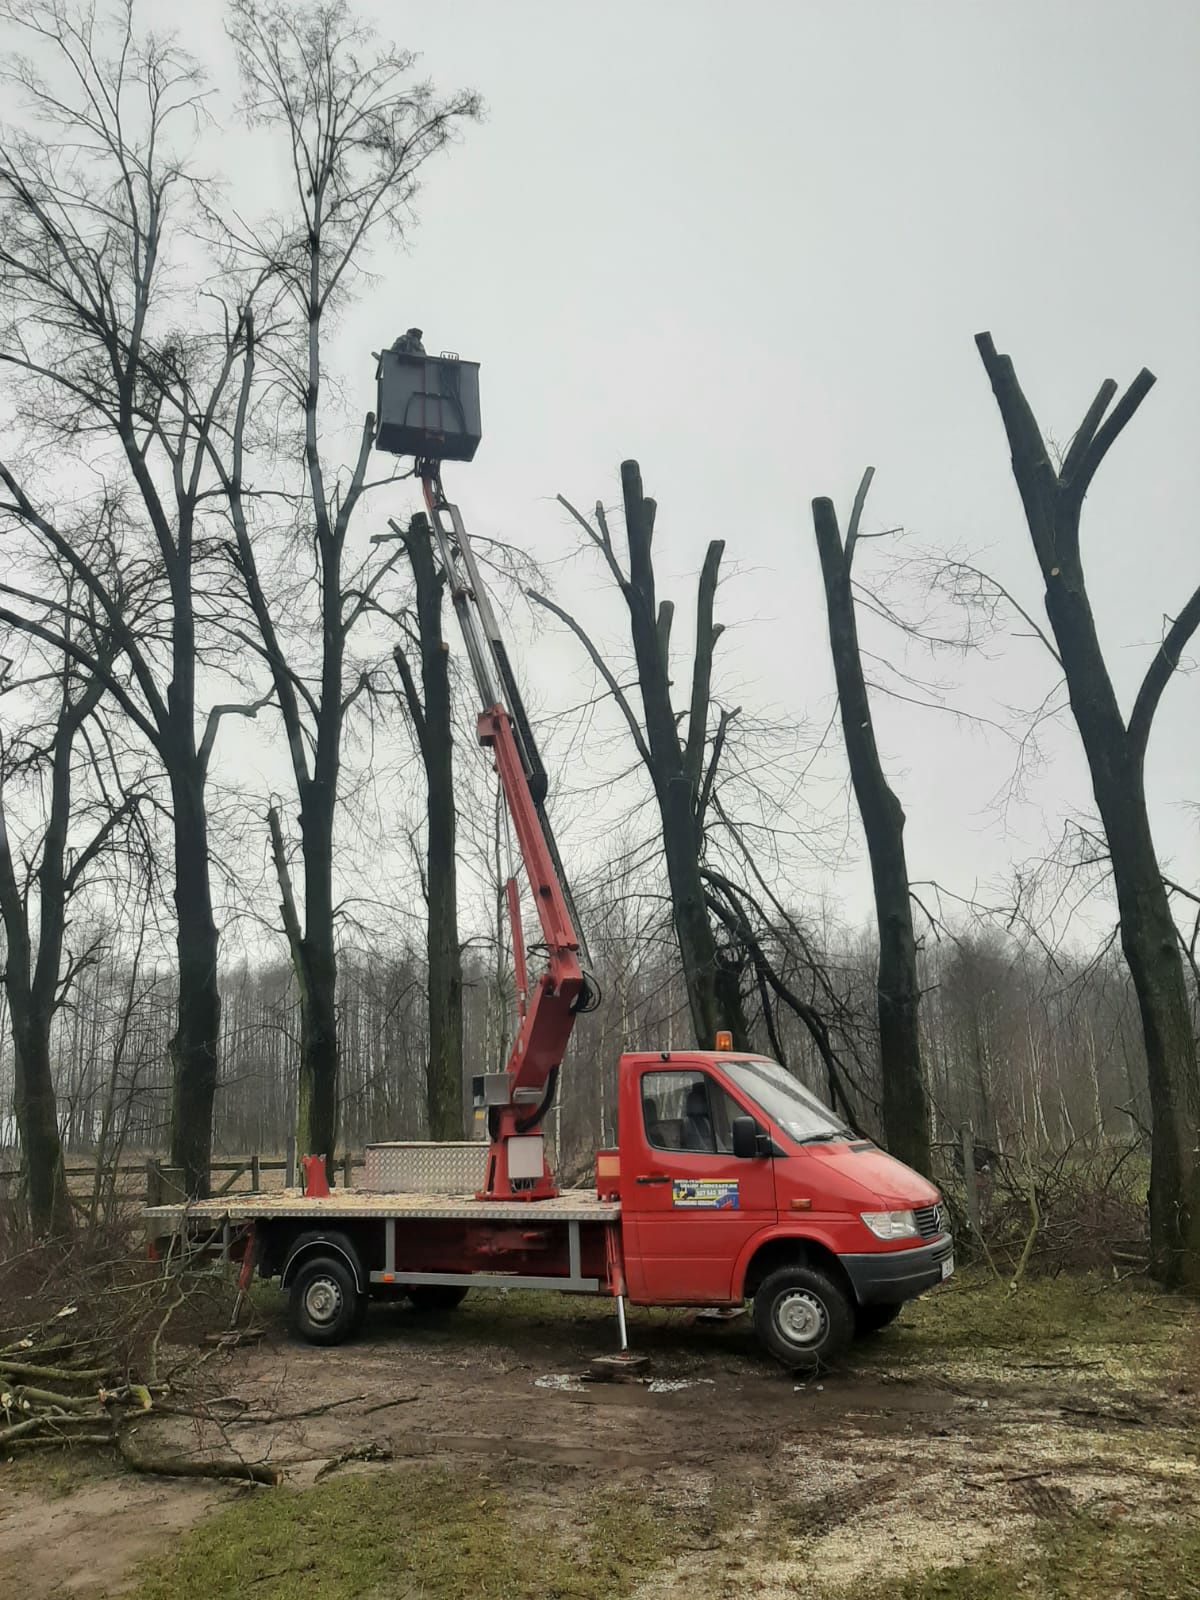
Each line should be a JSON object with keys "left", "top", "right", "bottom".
{"left": 724, "top": 1058, "right": 853, "bottom": 1144}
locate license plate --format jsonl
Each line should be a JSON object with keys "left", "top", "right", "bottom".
{"left": 941, "top": 1255, "right": 955, "bottom": 1281}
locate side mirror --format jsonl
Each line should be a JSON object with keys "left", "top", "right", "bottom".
{"left": 731, "top": 1116, "right": 760, "bottom": 1160}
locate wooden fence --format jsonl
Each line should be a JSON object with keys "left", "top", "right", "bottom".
{"left": 0, "top": 1136, "right": 366, "bottom": 1208}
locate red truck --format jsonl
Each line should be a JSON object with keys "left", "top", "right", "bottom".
{"left": 145, "top": 1045, "right": 950, "bottom": 1370}
{"left": 144, "top": 352, "right": 952, "bottom": 1371}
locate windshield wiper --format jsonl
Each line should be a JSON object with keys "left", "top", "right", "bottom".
{"left": 794, "top": 1131, "right": 846, "bottom": 1145}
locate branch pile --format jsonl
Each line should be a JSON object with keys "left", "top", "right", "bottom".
{"left": 0, "top": 1305, "right": 279, "bottom": 1483}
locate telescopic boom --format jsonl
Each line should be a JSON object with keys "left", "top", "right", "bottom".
{"left": 373, "top": 342, "right": 592, "bottom": 1198}
{"left": 386, "top": 462, "right": 590, "bottom": 1201}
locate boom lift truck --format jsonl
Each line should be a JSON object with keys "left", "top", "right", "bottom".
{"left": 143, "top": 344, "right": 954, "bottom": 1371}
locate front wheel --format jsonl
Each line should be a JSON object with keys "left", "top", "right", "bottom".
{"left": 753, "top": 1265, "right": 853, "bottom": 1371}
{"left": 289, "top": 1255, "right": 361, "bottom": 1345}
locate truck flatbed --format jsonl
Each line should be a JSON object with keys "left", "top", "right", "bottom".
{"left": 145, "top": 1186, "right": 624, "bottom": 1303}
{"left": 144, "top": 1189, "right": 621, "bottom": 1229}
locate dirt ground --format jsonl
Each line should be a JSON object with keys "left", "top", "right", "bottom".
{"left": 2, "top": 1274, "right": 1198, "bottom": 1598}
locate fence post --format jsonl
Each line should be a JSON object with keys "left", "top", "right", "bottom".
{"left": 960, "top": 1122, "right": 980, "bottom": 1235}
{"left": 0, "top": 1170, "right": 12, "bottom": 1253}
{"left": 158, "top": 1166, "right": 186, "bottom": 1204}
{"left": 341, "top": 1150, "right": 352, "bottom": 1190}
{"left": 285, "top": 1136, "right": 298, "bottom": 1189}
{"left": 250, "top": 1153, "right": 261, "bottom": 1193}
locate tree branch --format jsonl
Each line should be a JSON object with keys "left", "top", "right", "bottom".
{"left": 527, "top": 588, "right": 652, "bottom": 770}
{"left": 266, "top": 804, "right": 304, "bottom": 954}
{"left": 391, "top": 641, "right": 427, "bottom": 757}
{"left": 697, "top": 705, "right": 739, "bottom": 833}
{"left": 198, "top": 691, "right": 273, "bottom": 771}
{"left": 1060, "top": 380, "right": 1118, "bottom": 481}
{"left": 843, "top": 465, "right": 875, "bottom": 573}
{"left": 683, "top": 540, "right": 724, "bottom": 794}
{"left": 1066, "top": 368, "right": 1157, "bottom": 507}
{"left": 1127, "top": 582, "right": 1200, "bottom": 762}
{"left": 556, "top": 494, "right": 627, "bottom": 591}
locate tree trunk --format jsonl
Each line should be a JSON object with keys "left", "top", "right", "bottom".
{"left": 619, "top": 463, "right": 750, "bottom": 1050}
{"left": 812, "top": 487, "right": 931, "bottom": 1173}
{"left": 0, "top": 675, "right": 107, "bottom": 1237}
{"left": 395, "top": 514, "right": 463, "bottom": 1139}
{"left": 1094, "top": 763, "right": 1200, "bottom": 1282}
{"left": 295, "top": 794, "right": 340, "bottom": 1172}
{"left": 426, "top": 756, "right": 463, "bottom": 1139}
{"left": 661, "top": 775, "right": 747, "bottom": 1049}
{"left": 977, "top": 331, "right": 1200, "bottom": 1287}
{"left": 9, "top": 1010, "right": 71, "bottom": 1236}
{"left": 167, "top": 765, "right": 221, "bottom": 1198}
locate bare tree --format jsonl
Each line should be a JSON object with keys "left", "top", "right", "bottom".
{"left": 217, "top": 0, "right": 478, "bottom": 1172}
{"left": 976, "top": 331, "right": 1200, "bottom": 1287}
{"left": 391, "top": 512, "right": 462, "bottom": 1138}
{"left": 0, "top": 585, "right": 152, "bottom": 1233}
{"left": 0, "top": 673, "right": 97, "bottom": 1236}
{"left": 536, "top": 461, "right": 750, "bottom": 1051}
{"left": 812, "top": 471, "right": 931, "bottom": 1172}
{"left": 0, "top": 2, "right": 272, "bottom": 1194}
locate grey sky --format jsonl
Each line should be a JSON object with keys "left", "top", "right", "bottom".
{"left": 179, "top": 1, "right": 1200, "bottom": 932}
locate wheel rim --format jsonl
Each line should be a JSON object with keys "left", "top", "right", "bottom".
{"left": 303, "top": 1274, "right": 344, "bottom": 1326}
{"left": 775, "top": 1288, "right": 828, "bottom": 1348}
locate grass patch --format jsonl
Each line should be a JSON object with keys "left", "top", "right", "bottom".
{"left": 0, "top": 1444, "right": 117, "bottom": 1498}
{"left": 843, "top": 1515, "right": 1200, "bottom": 1599}
{"left": 881, "top": 1271, "right": 1187, "bottom": 1372}
{"left": 121, "top": 1464, "right": 678, "bottom": 1600}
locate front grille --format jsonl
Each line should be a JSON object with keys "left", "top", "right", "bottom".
{"left": 914, "top": 1204, "right": 942, "bottom": 1239}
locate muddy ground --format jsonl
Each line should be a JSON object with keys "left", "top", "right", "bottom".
{"left": 2, "top": 1275, "right": 1198, "bottom": 1598}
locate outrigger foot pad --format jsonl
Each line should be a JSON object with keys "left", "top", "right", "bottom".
{"left": 587, "top": 1351, "right": 650, "bottom": 1381}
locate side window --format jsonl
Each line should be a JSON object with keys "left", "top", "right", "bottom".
{"left": 641, "top": 1070, "right": 746, "bottom": 1156}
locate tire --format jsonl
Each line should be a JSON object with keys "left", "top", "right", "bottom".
{"left": 753, "top": 1265, "right": 853, "bottom": 1371}
{"left": 855, "top": 1302, "right": 903, "bottom": 1337}
{"left": 405, "top": 1285, "right": 468, "bottom": 1313}
{"left": 289, "top": 1255, "right": 361, "bottom": 1345}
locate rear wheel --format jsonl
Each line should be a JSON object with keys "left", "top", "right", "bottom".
{"left": 289, "top": 1255, "right": 361, "bottom": 1346}
{"left": 405, "top": 1285, "right": 468, "bottom": 1313}
{"left": 753, "top": 1265, "right": 853, "bottom": 1371}
{"left": 855, "top": 1302, "right": 903, "bottom": 1337}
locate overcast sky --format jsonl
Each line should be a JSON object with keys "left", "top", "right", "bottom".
{"left": 145, "top": 2, "right": 1200, "bottom": 936}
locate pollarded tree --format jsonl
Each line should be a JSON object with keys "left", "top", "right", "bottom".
{"left": 811, "top": 471, "right": 932, "bottom": 1173}
{"left": 536, "top": 461, "right": 751, "bottom": 1052}
{"left": 537, "top": 462, "right": 866, "bottom": 1126}
{"left": 976, "top": 331, "right": 1200, "bottom": 1287}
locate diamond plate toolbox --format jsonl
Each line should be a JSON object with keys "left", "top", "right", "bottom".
{"left": 363, "top": 1141, "right": 487, "bottom": 1195}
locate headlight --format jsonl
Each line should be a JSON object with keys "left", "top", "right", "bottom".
{"left": 860, "top": 1210, "right": 919, "bottom": 1240}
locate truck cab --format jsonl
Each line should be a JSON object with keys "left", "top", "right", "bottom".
{"left": 614, "top": 1051, "right": 953, "bottom": 1366}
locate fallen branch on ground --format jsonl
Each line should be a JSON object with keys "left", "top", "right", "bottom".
{"left": 0, "top": 1360, "right": 112, "bottom": 1384}
{"left": 313, "top": 1440, "right": 393, "bottom": 1480}
{"left": 361, "top": 1394, "right": 419, "bottom": 1415}
{"left": 118, "top": 1429, "right": 282, "bottom": 1485}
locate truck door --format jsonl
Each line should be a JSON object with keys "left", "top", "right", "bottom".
{"left": 622, "top": 1066, "right": 776, "bottom": 1303}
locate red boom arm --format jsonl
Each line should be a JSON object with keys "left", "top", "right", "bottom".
{"left": 421, "top": 472, "right": 586, "bottom": 1199}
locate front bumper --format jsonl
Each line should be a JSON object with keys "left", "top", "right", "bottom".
{"left": 840, "top": 1233, "right": 954, "bottom": 1305}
